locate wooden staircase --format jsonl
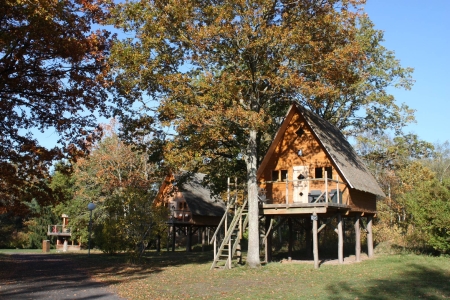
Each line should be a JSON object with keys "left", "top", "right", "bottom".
{"left": 210, "top": 199, "right": 249, "bottom": 270}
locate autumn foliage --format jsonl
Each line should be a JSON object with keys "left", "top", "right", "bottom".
{"left": 66, "top": 121, "right": 167, "bottom": 258}
{"left": 108, "top": 0, "right": 414, "bottom": 267}
{"left": 0, "top": 0, "right": 112, "bottom": 216}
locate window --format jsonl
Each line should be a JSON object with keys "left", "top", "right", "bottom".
{"left": 315, "top": 166, "right": 333, "bottom": 179}
{"left": 295, "top": 127, "right": 304, "bottom": 138}
{"left": 325, "top": 166, "right": 333, "bottom": 179}
{"left": 315, "top": 167, "right": 323, "bottom": 178}
{"left": 272, "top": 170, "right": 279, "bottom": 181}
{"left": 272, "top": 170, "right": 288, "bottom": 181}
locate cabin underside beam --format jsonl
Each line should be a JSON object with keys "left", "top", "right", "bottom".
{"left": 263, "top": 207, "right": 327, "bottom": 215}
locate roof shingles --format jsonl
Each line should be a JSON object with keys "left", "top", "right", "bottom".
{"left": 299, "top": 106, "right": 385, "bottom": 197}
{"left": 179, "top": 173, "right": 226, "bottom": 217}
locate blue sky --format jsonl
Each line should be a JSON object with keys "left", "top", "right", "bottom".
{"left": 364, "top": 0, "right": 450, "bottom": 144}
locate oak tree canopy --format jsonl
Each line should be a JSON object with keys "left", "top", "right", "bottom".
{"left": 109, "top": 0, "right": 414, "bottom": 267}
{"left": 0, "top": 0, "right": 112, "bottom": 215}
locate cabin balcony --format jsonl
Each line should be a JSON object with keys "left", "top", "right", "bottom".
{"left": 47, "top": 225, "right": 72, "bottom": 236}
{"left": 168, "top": 209, "right": 192, "bottom": 224}
{"left": 259, "top": 177, "right": 350, "bottom": 216}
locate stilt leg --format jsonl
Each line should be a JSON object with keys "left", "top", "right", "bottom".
{"left": 367, "top": 215, "right": 374, "bottom": 258}
{"left": 338, "top": 214, "right": 344, "bottom": 264}
{"left": 312, "top": 212, "right": 319, "bottom": 269}
{"left": 172, "top": 225, "right": 176, "bottom": 252}
{"left": 288, "top": 218, "right": 293, "bottom": 260}
{"left": 265, "top": 216, "right": 272, "bottom": 263}
{"left": 186, "top": 226, "right": 192, "bottom": 252}
{"left": 355, "top": 215, "right": 361, "bottom": 262}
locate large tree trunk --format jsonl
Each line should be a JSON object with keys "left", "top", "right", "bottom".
{"left": 246, "top": 129, "right": 261, "bottom": 268}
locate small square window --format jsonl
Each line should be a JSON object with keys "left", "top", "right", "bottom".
{"left": 295, "top": 127, "right": 304, "bottom": 138}
{"left": 325, "top": 166, "right": 332, "bottom": 179}
{"left": 315, "top": 167, "right": 323, "bottom": 178}
{"left": 280, "top": 170, "right": 288, "bottom": 181}
{"left": 272, "top": 170, "right": 279, "bottom": 181}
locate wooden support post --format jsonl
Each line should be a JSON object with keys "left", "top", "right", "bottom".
{"left": 167, "top": 226, "right": 170, "bottom": 252}
{"left": 355, "top": 215, "right": 361, "bottom": 262}
{"left": 239, "top": 213, "right": 242, "bottom": 239}
{"left": 236, "top": 238, "right": 242, "bottom": 265}
{"left": 305, "top": 218, "right": 312, "bottom": 259}
{"left": 171, "top": 225, "right": 176, "bottom": 252}
{"left": 288, "top": 218, "right": 293, "bottom": 260}
{"left": 338, "top": 214, "right": 343, "bottom": 264}
{"left": 237, "top": 211, "right": 243, "bottom": 264}
{"left": 312, "top": 213, "right": 319, "bottom": 269}
{"left": 265, "top": 216, "right": 272, "bottom": 263}
{"left": 156, "top": 234, "right": 161, "bottom": 252}
{"left": 202, "top": 228, "right": 206, "bottom": 252}
{"left": 186, "top": 226, "right": 192, "bottom": 252}
{"left": 367, "top": 215, "right": 374, "bottom": 258}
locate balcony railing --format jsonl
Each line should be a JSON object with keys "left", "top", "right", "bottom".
{"left": 168, "top": 210, "right": 192, "bottom": 223}
{"left": 259, "top": 175, "right": 346, "bottom": 205}
{"left": 47, "top": 225, "right": 72, "bottom": 236}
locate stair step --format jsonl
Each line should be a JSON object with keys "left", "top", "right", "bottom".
{"left": 210, "top": 199, "right": 249, "bottom": 270}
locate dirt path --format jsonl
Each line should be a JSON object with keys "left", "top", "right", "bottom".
{"left": 0, "top": 254, "right": 126, "bottom": 300}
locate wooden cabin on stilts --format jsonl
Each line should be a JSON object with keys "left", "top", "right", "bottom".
{"left": 211, "top": 103, "right": 385, "bottom": 269}
{"left": 156, "top": 173, "right": 226, "bottom": 252}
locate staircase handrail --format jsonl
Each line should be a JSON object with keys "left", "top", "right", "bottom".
{"left": 209, "top": 197, "right": 237, "bottom": 244}
{"left": 220, "top": 199, "right": 247, "bottom": 245}
{"left": 210, "top": 199, "right": 248, "bottom": 270}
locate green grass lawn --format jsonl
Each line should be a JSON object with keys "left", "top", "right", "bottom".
{"left": 1, "top": 249, "right": 449, "bottom": 299}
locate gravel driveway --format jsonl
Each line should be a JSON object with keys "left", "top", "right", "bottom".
{"left": 0, "top": 254, "right": 126, "bottom": 300}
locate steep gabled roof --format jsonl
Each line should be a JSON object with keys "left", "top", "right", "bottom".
{"left": 258, "top": 104, "right": 385, "bottom": 197}
{"left": 178, "top": 173, "right": 226, "bottom": 217}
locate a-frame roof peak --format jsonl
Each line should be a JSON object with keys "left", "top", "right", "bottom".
{"left": 258, "top": 103, "right": 385, "bottom": 197}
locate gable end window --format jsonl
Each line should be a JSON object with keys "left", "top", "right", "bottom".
{"left": 315, "top": 166, "right": 333, "bottom": 179}
{"left": 325, "top": 166, "right": 332, "bottom": 179}
{"left": 272, "top": 170, "right": 288, "bottom": 181}
{"left": 315, "top": 167, "right": 323, "bottom": 178}
{"left": 272, "top": 170, "right": 279, "bottom": 181}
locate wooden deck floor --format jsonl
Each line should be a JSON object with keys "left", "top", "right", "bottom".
{"left": 261, "top": 202, "right": 350, "bottom": 216}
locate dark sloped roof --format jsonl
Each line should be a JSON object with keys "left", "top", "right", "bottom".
{"left": 298, "top": 105, "right": 385, "bottom": 197}
{"left": 179, "top": 173, "right": 226, "bottom": 217}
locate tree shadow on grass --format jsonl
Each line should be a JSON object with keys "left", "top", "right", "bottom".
{"left": 0, "top": 250, "right": 213, "bottom": 299}
{"left": 325, "top": 263, "right": 450, "bottom": 300}
{"left": 65, "top": 249, "right": 214, "bottom": 281}
{"left": 0, "top": 254, "right": 126, "bottom": 299}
